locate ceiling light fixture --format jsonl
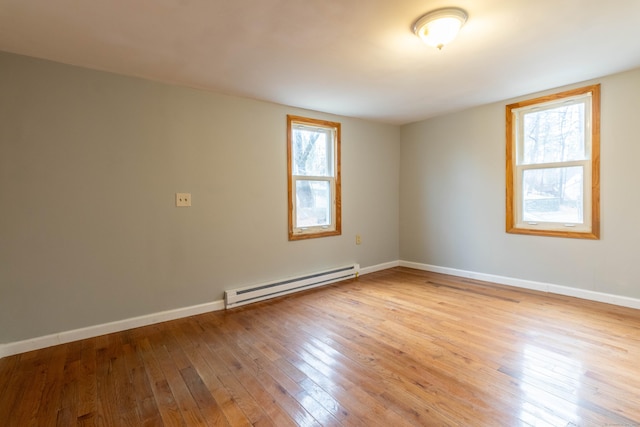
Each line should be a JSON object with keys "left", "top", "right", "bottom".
{"left": 413, "top": 7, "right": 468, "bottom": 50}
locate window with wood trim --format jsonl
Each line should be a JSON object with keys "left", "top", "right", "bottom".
{"left": 506, "top": 84, "right": 600, "bottom": 239}
{"left": 287, "top": 115, "right": 341, "bottom": 240}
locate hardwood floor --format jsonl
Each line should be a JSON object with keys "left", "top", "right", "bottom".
{"left": 2, "top": 267, "right": 640, "bottom": 426}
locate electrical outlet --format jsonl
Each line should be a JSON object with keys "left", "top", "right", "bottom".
{"left": 356, "top": 234, "right": 362, "bottom": 245}
{"left": 176, "top": 193, "right": 191, "bottom": 207}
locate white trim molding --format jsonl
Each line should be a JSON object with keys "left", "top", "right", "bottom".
{"left": 0, "top": 300, "right": 224, "bottom": 359}
{"left": 399, "top": 260, "right": 640, "bottom": 310}
{"left": 359, "top": 260, "right": 400, "bottom": 276}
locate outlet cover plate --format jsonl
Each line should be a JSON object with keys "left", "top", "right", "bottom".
{"left": 176, "top": 193, "right": 191, "bottom": 207}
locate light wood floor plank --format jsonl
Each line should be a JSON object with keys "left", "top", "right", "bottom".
{"left": 2, "top": 267, "right": 640, "bottom": 426}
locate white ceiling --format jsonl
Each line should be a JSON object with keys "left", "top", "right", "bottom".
{"left": 1, "top": 0, "right": 639, "bottom": 124}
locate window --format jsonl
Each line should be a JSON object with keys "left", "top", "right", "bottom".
{"left": 287, "top": 115, "right": 341, "bottom": 240}
{"left": 506, "top": 84, "right": 600, "bottom": 239}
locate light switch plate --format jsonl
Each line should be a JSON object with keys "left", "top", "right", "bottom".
{"left": 176, "top": 193, "right": 191, "bottom": 207}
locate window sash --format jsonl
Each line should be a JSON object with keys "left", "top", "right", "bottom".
{"left": 292, "top": 176, "right": 335, "bottom": 232}
{"left": 514, "top": 161, "right": 592, "bottom": 232}
{"left": 291, "top": 126, "right": 334, "bottom": 177}
{"left": 514, "top": 95, "right": 592, "bottom": 166}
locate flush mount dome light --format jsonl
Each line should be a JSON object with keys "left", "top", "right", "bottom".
{"left": 413, "top": 7, "right": 468, "bottom": 50}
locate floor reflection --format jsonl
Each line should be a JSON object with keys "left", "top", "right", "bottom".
{"left": 518, "top": 344, "right": 582, "bottom": 426}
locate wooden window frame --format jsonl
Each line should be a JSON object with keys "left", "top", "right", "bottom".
{"left": 287, "top": 115, "right": 342, "bottom": 241}
{"left": 506, "top": 84, "right": 600, "bottom": 239}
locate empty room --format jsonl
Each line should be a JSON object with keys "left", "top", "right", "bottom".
{"left": 1, "top": 1, "right": 640, "bottom": 426}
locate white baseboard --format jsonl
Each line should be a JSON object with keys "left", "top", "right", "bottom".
{"left": 359, "top": 260, "right": 400, "bottom": 276}
{"left": 0, "top": 299, "right": 224, "bottom": 359}
{"left": 4, "top": 259, "right": 638, "bottom": 359}
{"left": 0, "top": 261, "right": 397, "bottom": 358}
{"left": 0, "top": 261, "right": 400, "bottom": 359}
{"left": 399, "top": 260, "right": 640, "bottom": 310}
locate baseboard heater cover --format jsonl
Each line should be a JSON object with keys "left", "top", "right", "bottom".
{"left": 225, "top": 264, "right": 360, "bottom": 309}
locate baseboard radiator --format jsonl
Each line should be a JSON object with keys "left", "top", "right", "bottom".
{"left": 225, "top": 264, "right": 360, "bottom": 309}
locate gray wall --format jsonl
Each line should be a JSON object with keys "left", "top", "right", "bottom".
{"left": 400, "top": 67, "right": 640, "bottom": 299}
{"left": 4, "top": 48, "right": 639, "bottom": 345}
{"left": 0, "top": 52, "right": 400, "bottom": 343}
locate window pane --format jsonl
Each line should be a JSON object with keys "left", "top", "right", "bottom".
{"left": 522, "top": 103, "right": 585, "bottom": 165}
{"left": 292, "top": 127, "right": 332, "bottom": 176}
{"left": 522, "top": 167, "right": 583, "bottom": 223}
{"left": 296, "top": 180, "right": 331, "bottom": 227}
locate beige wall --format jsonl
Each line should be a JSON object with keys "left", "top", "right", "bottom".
{"left": 400, "top": 67, "right": 640, "bottom": 299}
{"left": 0, "top": 52, "right": 400, "bottom": 343}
